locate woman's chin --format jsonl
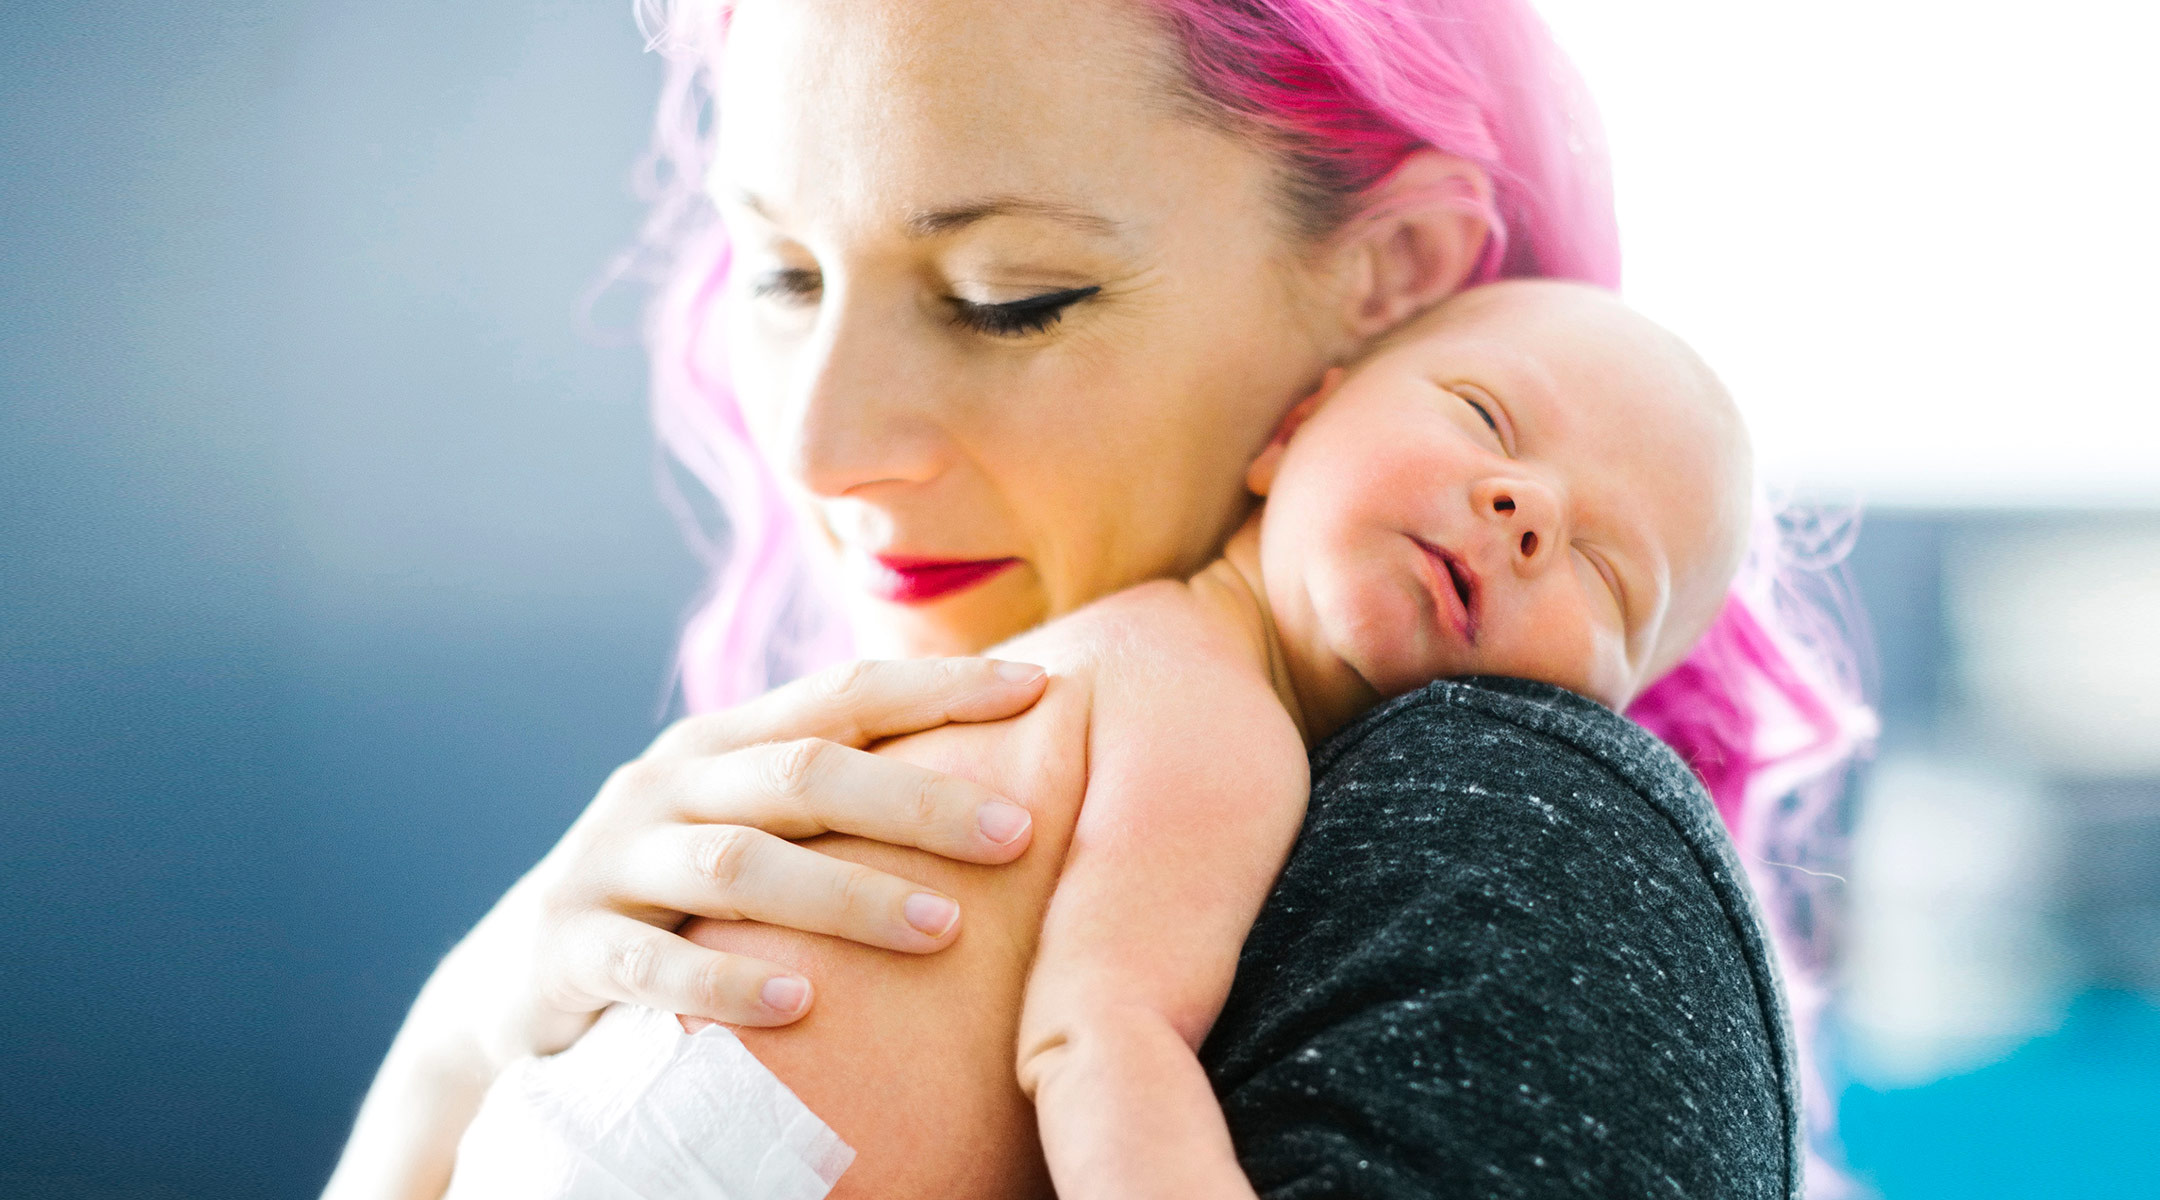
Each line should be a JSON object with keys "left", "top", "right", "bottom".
{"left": 842, "top": 569, "right": 1050, "bottom": 659}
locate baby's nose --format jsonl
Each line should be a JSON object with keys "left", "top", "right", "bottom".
{"left": 1471, "top": 478, "right": 1563, "bottom": 573}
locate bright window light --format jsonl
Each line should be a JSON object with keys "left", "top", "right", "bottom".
{"left": 1536, "top": 0, "right": 2160, "bottom": 507}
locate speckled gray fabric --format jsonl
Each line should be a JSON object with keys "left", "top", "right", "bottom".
{"left": 1199, "top": 677, "right": 1798, "bottom": 1199}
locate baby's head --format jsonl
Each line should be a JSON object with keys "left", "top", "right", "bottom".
{"left": 1246, "top": 280, "right": 1751, "bottom": 729}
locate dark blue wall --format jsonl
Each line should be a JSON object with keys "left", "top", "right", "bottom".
{"left": 2, "top": 3, "right": 696, "bottom": 1195}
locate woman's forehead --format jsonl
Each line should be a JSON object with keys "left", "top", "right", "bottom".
{"left": 709, "top": 5, "right": 1293, "bottom": 270}
{"left": 715, "top": 0, "right": 1181, "bottom": 198}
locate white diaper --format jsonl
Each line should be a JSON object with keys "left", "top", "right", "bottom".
{"left": 445, "top": 1004, "right": 855, "bottom": 1200}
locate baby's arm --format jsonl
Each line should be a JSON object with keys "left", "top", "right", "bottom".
{"left": 1015, "top": 587, "right": 1310, "bottom": 1200}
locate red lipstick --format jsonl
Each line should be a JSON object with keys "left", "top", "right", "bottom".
{"left": 1410, "top": 536, "right": 1481, "bottom": 645}
{"left": 859, "top": 554, "right": 1022, "bottom": 604}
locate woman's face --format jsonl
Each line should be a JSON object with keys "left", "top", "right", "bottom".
{"left": 711, "top": 0, "right": 1351, "bottom": 656}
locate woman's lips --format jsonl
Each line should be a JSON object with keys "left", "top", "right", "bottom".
{"left": 859, "top": 554, "right": 1022, "bottom": 604}
{"left": 1410, "top": 536, "right": 1481, "bottom": 645}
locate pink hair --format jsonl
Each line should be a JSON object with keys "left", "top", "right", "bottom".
{"left": 628, "top": 0, "right": 1870, "bottom": 1183}
{"left": 1627, "top": 503, "right": 1877, "bottom": 1193}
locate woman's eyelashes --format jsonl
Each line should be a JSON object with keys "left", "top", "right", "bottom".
{"left": 751, "top": 273, "right": 1105, "bottom": 343}
{"left": 750, "top": 266, "right": 821, "bottom": 303}
{"left": 949, "top": 286, "right": 1101, "bottom": 338}
{"left": 746, "top": 271, "right": 1099, "bottom": 339}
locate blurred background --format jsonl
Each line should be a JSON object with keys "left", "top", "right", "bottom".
{"left": 2, "top": 1, "right": 2154, "bottom": 1197}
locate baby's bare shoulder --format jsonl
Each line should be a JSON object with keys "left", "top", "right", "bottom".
{"left": 997, "top": 578, "right": 1256, "bottom": 681}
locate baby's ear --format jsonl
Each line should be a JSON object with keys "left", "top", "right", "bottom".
{"left": 1246, "top": 367, "right": 1343, "bottom": 496}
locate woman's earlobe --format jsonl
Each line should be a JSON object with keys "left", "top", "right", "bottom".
{"left": 1339, "top": 151, "right": 1495, "bottom": 339}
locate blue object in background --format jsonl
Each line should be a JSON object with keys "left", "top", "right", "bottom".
{"left": 1839, "top": 991, "right": 2160, "bottom": 1198}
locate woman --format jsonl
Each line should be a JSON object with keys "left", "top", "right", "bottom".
{"left": 329, "top": 0, "right": 1857, "bottom": 1194}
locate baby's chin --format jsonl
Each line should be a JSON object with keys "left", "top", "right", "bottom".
{"left": 1467, "top": 637, "right": 1633, "bottom": 711}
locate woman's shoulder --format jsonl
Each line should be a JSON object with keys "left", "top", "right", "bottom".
{"left": 1311, "top": 675, "right": 1749, "bottom": 881}
{"left": 1202, "top": 676, "right": 1802, "bottom": 1199}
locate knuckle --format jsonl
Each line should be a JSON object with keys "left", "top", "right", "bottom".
{"left": 690, "top": 955, "right": 747, "bottom": 1011}
{"left": 532, "top": 874, "right": 585, "bottom": 928}
{"left": 602, "top": 757, "right": 672, "bottom": 807}
{"left": 537, "top": 937, "right": 600, "bottom": 1012}
{"left": 934, "top": 656, "right": 976, "bottom": 689}
{"left": 905, "top": 773, "right": 947, "bottom": 831}
{"left": 537, "top": 973, "right": 585, "bottom": 1017}
{"left": 605, "top": 933, "right": 662, "bottom": 996}
{"left": 832, "top": 861, "right": 885, "bottom": 921}
{"left": 812, "top": 659, "right": 877, "bottom": 711}
{"left": 689, "top": 825, "right": 758, "bottom": 891}
{"left": 527, "top": 851, "right": 608, "bottom": 927}
{"left": 764, "top": 737, "right": 826, "bottom": 805}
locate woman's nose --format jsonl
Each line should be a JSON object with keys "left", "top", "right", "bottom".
{"left": 783, "top": 297, "right": 949, "bottom": 499}
{"left": 1469, "top": 476, "right": 1564, "bottom": 575}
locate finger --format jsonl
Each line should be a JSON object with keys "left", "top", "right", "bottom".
{"left": 650, "top": 657, "right": 1049, "bottom": 758}
{"left": 567, "top": 914, "right": 814, "bottom": 1028}
{"left": 626, "top": 823, "right": 968, "bottom": 954}
{"left": 670, "top": 737, "right": 1033, "bottom": 862}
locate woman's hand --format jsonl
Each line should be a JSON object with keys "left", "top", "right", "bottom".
{"left": 460, "top": 656, "right": 1048, "bottom": 1063}
{"left": 324, "top": 657, "right": 1046, "bottom": 1200}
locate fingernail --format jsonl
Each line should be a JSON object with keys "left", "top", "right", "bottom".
{"left": 760, "top": 975, "right": 810, "bottom": 1015}
{"left": 903, "top": 892, "right": 961, "bottom": 938}
{"left": 976, "top": 799, "right": 1032, "bottom": 846}
{"left": 994, "top": 660, "right": 1047, "bottom": 685}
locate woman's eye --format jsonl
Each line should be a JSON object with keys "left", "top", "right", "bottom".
{"left": 950, "top": 286, "right": 1101, "bottom": 338}
{"left": 749, "top": 267, "right": 822, "bottom": 304}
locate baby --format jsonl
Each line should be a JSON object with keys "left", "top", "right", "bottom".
{"left": 446, "top": 280, "right": 1753, "bottom": 1200}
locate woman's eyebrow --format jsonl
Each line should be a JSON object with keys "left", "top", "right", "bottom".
{"left": 722, "top": 187, "right": 780, "bottom": 221}
{"left": 903, "top": 195, "right": 1122, "bottom": 238}
{"left": 720, "top": 186, "right": 1122, "bottom": 241}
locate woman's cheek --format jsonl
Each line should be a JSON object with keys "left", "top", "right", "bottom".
{"left": 723, "top": 304, "right": 798, "bottom": 464}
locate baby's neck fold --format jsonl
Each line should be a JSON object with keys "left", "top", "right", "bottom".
{"left": 1202, "top": 516, "right": 1317, "bottom": 749}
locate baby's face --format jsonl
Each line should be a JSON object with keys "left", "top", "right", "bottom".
{"left": 1250, "top": 282, "right": 1751, "bottom": 717}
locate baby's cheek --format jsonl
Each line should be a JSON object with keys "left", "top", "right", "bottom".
{"left": 1578, "top": 630, "right": 1636, "bottom": 709}
{"left": 1491, "top": 606, "right": 1612, "bottom": 701}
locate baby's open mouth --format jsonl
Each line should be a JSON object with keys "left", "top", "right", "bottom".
{"left": 1410, "top": 536, "right": 1481, "bottom": 645}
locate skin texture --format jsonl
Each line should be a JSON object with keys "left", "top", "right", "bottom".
{"left": 654, "top": 283, "right": 1751, "bottom": 1200}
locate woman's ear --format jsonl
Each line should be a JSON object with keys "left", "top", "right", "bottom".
{"left": 1332, "top": 150, "right": 1494, "bottom": 342}
{"left": 1247, "top": 367, "right": 1344, "bottom": 496}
